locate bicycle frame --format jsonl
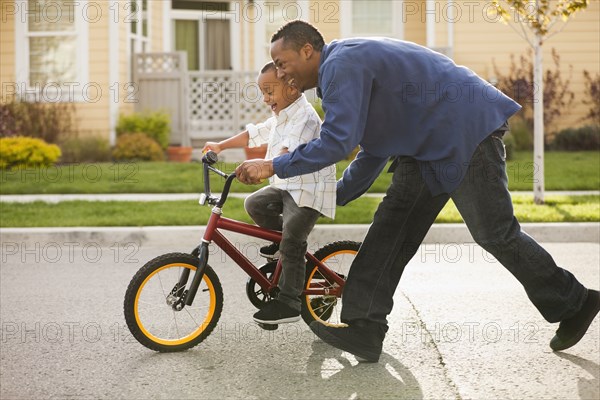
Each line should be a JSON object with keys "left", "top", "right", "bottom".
{"left": 184, "top": 152, "right": 346, "bottom": 307}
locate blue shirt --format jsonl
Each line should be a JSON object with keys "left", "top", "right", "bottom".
{"left": 272, "top": 38, "right": 521, "bottom": 204}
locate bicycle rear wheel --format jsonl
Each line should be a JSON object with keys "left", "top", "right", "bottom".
{"left": 124, "top": 253, "right": 223, "bottom": 352}
{"left": 301, "top": 241, "right": 360, "bottom": 327}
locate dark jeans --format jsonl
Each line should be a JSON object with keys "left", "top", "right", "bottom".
{"left": 340, "top": 133, "right": 587, "bottom": 325}
{"left": 245, "top": 186, "right": 321, "bottom": 312}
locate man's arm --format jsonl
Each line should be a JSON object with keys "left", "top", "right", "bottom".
{"left": 337, "top": 148, "right": 389, "bottom": 206}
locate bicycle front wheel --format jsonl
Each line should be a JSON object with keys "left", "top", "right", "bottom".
{"left": 301, "top": 241, "right": 361, "bottom": 328}
{"left": 124, "top": 253, "right": 223, "bottom": 352}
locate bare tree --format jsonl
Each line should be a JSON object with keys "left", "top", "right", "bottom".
{"left": 491, "top": 0, "right": 589, "bottom": 204}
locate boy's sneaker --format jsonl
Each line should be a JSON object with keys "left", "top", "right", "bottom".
{"left": 253, "top": 300, "right": 300, "bottom": 324}
{"left": 260, "top": 243, "right": 280, "bottom": 259}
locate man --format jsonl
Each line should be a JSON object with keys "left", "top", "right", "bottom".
{"left": 235, "top": 20, "right": 599, "bottom": 363}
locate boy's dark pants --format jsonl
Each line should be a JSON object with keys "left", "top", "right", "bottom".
{"left": 245, "top": 186, "right": 321, "bottom": 312}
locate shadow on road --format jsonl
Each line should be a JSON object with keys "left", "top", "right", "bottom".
{"left": 301, "top": 340, "right": 423, "bottom": 399}
{"left": 555, "top": 352, "right": 600, "bottom": 400}
{"left": 118, "top": 339, "right": 423, "bottom": 399}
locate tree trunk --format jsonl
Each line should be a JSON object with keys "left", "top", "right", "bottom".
{"left": 533, "top": 36, "right": 545, "bottom": 205}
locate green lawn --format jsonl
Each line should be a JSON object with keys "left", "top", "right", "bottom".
{"left": 1, "top": 195, "right": 598, "bottom": 227}
{"left": 1, "top": 151, "right": 598, "bottom": 194}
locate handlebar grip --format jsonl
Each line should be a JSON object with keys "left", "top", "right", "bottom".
{"left": 202, "top": 151, "right": 218, "bottom": 165}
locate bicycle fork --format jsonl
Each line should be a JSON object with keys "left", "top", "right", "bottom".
{"left": 185, "top": 241, "right": 209, "bottom": 306}
{"left": 168, "top": 241, "right": 209, "bottom": 311}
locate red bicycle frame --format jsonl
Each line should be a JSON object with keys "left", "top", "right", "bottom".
{"left": 184, "top": 151, "right": 346, "bottom": 308}
{"left": 204, "top": 211, "right": 346, "bottom": 297}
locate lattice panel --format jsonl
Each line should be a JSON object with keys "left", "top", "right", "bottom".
{"left": 188, "top": 71, "right": 271, "bottom": 138}
{"left": 135, "top": 53, "right": 183, "bottom": 74}
{"left": 238, "top": 72, "right": 272, "bottom": 131}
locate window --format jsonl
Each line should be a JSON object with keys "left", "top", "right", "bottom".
{"left": 352, "top": 1, "right": 393, "bottom": 35}
{"left": 15, "top": 0, "right": 89, "bottom": 101}
{"left": 341, "top": 0, "right": 402, "bottom": 38}
{"left": 171, "top": 1, "right": 234, "bottom": 71}
{"left": 129, "top": 0, "right": 151, "bottom": 80}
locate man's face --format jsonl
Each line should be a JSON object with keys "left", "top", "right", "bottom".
{"left": 270, "top": 38, "right": 316, "bottom": 92}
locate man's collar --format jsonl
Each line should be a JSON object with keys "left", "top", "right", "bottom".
{"left": 316, "top": 43, "right": 329, "bottom": 99}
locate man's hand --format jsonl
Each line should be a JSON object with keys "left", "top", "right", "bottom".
{"left": 235, "top": 159, "right": 274, "bottom": 184}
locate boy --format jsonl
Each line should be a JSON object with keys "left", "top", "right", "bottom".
{"left": 202, "top": 62, "right": 336, "bottom": 325}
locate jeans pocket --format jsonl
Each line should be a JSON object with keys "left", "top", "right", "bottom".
{"left": 491, "top": 136, "right": 507, "bottom": 162}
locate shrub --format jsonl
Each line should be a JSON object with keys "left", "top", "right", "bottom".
{"left": 502, "top": 132, "right": 516, "bottom": 160}
{"left": 0, "top": 101, "right": 76, "bottom": 144}
{"left": 0, "top": 136, "right": 61, "bottom": 169}
{"left": 549, "top": 125, "right": 600, "bottom": 151}
{"left": 116, "top": 111, "right": 171, "bottom": 149}
{"left": 508, "top": 117, "right": 533, "bottom": 151}
{"left": 311, "top": 100, "right": 325, "bottom": 120}
{"left": 582, "top": 70, "right": 600, "bottom": 125}
{"left": 112, "top": 133, "right": 164, "bottom": 161}
{"left": 493, "top": 48, "right": 575, "bottom": 139}
{"left": 60, "top": 136, "right": 111, "bottom": 163}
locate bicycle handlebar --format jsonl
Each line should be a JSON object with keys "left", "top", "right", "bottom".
{"left": 201, "top": 151, "right": 236, "bottom": 208}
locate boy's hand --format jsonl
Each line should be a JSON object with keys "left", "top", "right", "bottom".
{"left": 235, "top": 159, "right": 274, "bottom": 184}
{"left": 202, "top": 142, "right": 222, "bottom": 154}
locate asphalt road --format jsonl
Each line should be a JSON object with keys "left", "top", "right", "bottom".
{"left": 1, "top": 239, "right": 599, "bottom": 399}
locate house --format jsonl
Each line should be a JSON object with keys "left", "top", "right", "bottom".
{"left": 1, "top": 0, "right": 598, "bottom": 153}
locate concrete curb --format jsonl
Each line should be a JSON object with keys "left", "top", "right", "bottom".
{"left": 1, "top": 223, "right": 598, "bottom": 247}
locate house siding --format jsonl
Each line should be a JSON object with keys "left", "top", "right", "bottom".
{"left": 451, "top": 0, "right": 600, "bottom": 131}
{"left": 76, "top": 0, "right": 111, "bottom": 139}
{"left": 404, "top": 0, "right": 427, "bottom": 44}
{"left": 1, "top": 0, "right": 16, "bottom": 101}
{"left": 310, "top": 0, "right": 341, "bottom": 42}
{"left": 2, "top": 0, "right": 597, "bottom": 140}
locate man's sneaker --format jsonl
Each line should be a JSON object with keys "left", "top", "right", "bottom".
{"left": 310, "top": 320, "right": 387, "bottom": 363}
{"left": 253, "top": 300, "right": 300, "bottom": 324}
{"left": 260, "top": 243, "right": 280, "bottom": 259}
{"left": 550, "top": 289, "right": 600, "bottom": 351}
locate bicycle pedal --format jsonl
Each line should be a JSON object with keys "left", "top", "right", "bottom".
{"left": 257, "top": 322, "right": 278, "bottom": 331}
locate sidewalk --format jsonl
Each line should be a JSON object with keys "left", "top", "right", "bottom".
{"left": 1, "top": 191, "right": 598, "bottom": 244}
{"left": 1, "top": 191, "right": 598, "bottom": 203}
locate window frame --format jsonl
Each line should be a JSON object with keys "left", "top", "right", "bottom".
{"left": 14, "top": 0, "right": 90, "bottom": 102}
{"left": 128, "top": 0, "right": 152, "bottom": 82}
{"left": 170, "top": 7, "right": 240, "bottom": 71}
{"left": 340, "top": 0, "right": 404, "bottom": 39}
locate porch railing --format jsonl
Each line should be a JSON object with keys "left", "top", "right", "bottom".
{"left": 134, "top": 52, "right": 271, "bottom": 146}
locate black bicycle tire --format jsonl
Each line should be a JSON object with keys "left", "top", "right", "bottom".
{"left": 300, "top": 241, "right": 361, "bottom": 327}
{"left": 123, "top": 252, "right": 223, "bottom": 352}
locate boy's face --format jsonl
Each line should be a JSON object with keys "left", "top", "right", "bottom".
{"left": 258, "top": 69, "right": 299, "bottom": 115}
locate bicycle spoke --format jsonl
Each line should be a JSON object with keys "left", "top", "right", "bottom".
{"left": 137, "top": 300, "right": 167, "bottom": 310}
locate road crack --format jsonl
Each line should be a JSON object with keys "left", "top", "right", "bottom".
{"left": 401, "top": 291, "right": 463, "bottom": 400}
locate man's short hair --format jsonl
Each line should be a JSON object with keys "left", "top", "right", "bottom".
{"left": 260, "top": 61, "right": 276, "bottom": 74}
{"left": 271, "top": 20, "right": 325, "bottom": 52}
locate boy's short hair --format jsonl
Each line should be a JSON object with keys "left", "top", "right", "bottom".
{"left": 260, "top": 61, "right": 277, "bottom": 74}
{"left": 271, "top": 20, "right": 325, "bottom": 52}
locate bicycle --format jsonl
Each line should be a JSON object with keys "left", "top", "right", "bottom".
{"left": 123, "top": 151, "right": 360, "bottom": 352}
